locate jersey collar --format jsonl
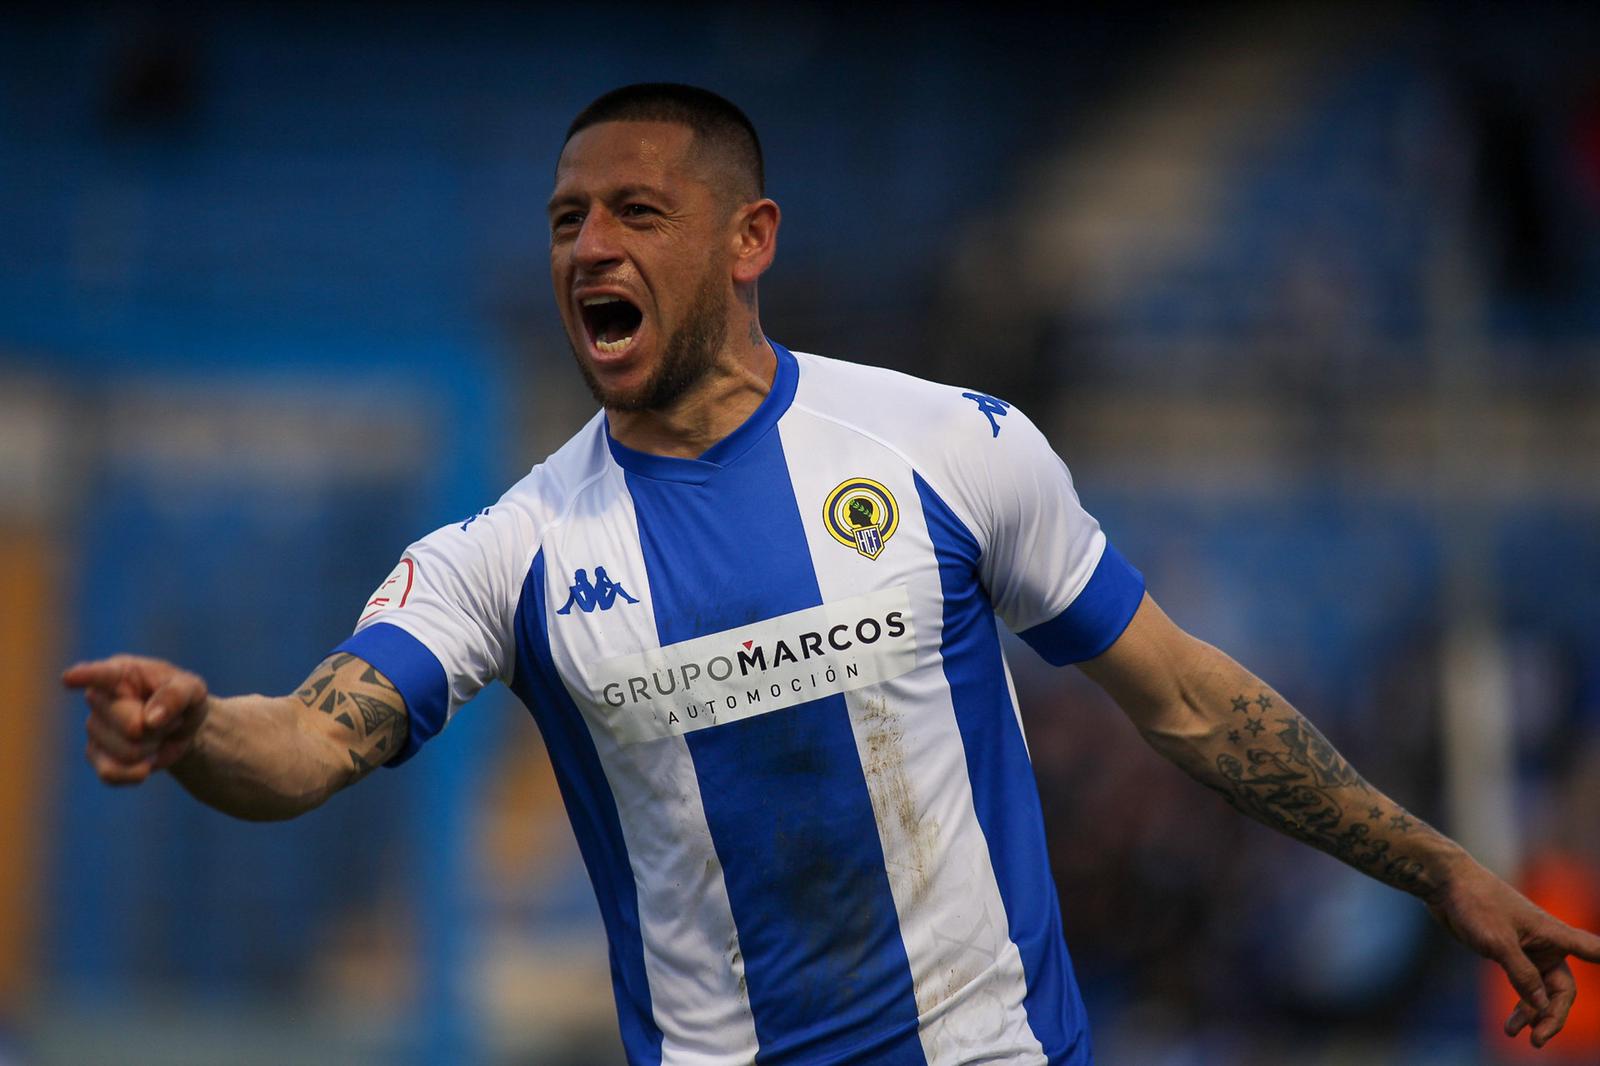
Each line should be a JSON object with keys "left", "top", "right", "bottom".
{"left": 604, "top": 340, "right": 798, "bottom": 485}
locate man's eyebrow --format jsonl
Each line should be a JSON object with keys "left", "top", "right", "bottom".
{"left": 608, "top": 183, "right": 669, "bottom": 203}
{"left": 547, "top": 184, "right": 671, "bottom": 216}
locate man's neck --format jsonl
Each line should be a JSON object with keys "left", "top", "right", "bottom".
{"left": 606, "top": 336, "right": 777, "bottom": 459}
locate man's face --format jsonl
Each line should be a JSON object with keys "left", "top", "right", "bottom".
{"left": 549, "top": 120, "right": 734, "bottom": 411}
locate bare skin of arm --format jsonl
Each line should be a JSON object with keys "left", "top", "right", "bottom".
{"left": 1080, "top": 593, "right": 1600, "bottom": 1050}
{"left": 63, "top": 652, "right": 408, "bottom": 822}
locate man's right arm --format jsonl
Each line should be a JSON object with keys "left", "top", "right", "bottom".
{"left": 64, "top": 652, "right": 409, "bottom": 821}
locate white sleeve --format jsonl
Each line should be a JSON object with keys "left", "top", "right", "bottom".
{"left": 934, "top": 391, "right": 1144, "bottom": 665}
{"left": 332, "top": 503, "right": 527, "bottom": 765}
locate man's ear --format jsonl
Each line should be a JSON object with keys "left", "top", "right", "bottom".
{"left": 731, "top": 199, "right": 780, "bottom": 285}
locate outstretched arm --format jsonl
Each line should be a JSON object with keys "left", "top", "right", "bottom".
{"left": 1079, "top": 593, "right": 1600, "bottom": 1050}
{"left": 64, "top": 652, "right": 409, "bottom": 821}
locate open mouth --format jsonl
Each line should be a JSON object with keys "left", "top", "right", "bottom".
{"left": 580, "top": 295, "right": 644, "bottom": 355}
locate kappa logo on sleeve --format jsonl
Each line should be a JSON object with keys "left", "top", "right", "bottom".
{"left": 359, "top": 558, "right": 415, "bottom": 624}
{"left": 961, "top": 391, "right": 1011, "bottom": 437}
{"left": 823, "top": 478, "right": 899, "bottom": 560}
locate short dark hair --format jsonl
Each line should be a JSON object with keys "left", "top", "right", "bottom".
{"left": 565, "top": 83, "right": 764, "bottom": 201}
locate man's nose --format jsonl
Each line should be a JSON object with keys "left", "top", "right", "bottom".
{"left": 573, "top": 209, "right": 624, "bottom": 271}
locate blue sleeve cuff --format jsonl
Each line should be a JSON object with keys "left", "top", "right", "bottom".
{"left": 1019, "top": 543, "right": 1146, "bottom": 666}
{"left": 333, "top": 622, "right": 450, "bottom": 767}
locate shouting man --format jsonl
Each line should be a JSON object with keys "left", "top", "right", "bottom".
{"left": 67, "top": 84, "right": 1600, "bottom": 1065}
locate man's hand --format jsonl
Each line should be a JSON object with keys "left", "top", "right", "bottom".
{"left": 1426, "top": 857, "right": 1600, "bottom": 1049}
{"left": 63, "top": 655, "right": 211, "bottom": 785}
{"left": 62, "top": 650, "right": 407, "bottom": 820}
{"left": 1083, "top": 593, "right": 1600, "bottom": 1050}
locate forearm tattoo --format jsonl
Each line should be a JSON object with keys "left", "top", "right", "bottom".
{"left": 1203, "top": 691, "right": 1441, "bottom": 896}
{"left": 297, "top": 652, "right": 410, "bottom": 781}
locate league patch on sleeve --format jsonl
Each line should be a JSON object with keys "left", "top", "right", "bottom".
{"left": 359, "top": 557, "right": 415, "bottom": 625}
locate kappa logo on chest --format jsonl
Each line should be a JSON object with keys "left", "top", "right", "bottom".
{"left": 556, "top": 566, "right": 641, "bottom": 615}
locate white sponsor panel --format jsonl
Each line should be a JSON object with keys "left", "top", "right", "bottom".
{"left": 580, "top": 586, "right": 917, "bottom": 745}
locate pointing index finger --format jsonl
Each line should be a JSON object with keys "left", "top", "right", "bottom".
{"left": 1559, "top": 922, "right": 1600, "bottom": 966}
{"left": 62, "top": 659, "right": 130, "bottom": 691}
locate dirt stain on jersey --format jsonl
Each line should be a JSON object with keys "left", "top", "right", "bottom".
{"left": 726, "top": 927, "right": 749, "bottom": 1009}
{"left": 696, "top": 843, "right": 752, "bottom": 1017}
{"left": 857, "top": 694, "right": 940, "bottom": 909}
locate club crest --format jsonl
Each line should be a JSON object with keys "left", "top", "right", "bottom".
{"left": 823, "top": 477, "right": 899, "bottom": 560}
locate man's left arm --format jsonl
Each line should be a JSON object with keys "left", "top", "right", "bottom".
{"left": 1079, "top": 592, "right": 1600, "bottom": 1050}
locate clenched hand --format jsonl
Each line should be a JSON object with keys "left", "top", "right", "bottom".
{"left": 63, "top": 655, "right": 211, "bottom": 785}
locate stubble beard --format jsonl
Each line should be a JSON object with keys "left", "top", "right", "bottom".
{"left": 571, "top": 269, "right": 728, "bottom": 413}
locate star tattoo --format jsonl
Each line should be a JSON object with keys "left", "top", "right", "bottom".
{"left": 1231, "top": 696, "right": 1251, "bottom": 713}
{"left": 1227, "top": 729, "right": 1241, "bottom": 745}
{"left": 1368, "top": 807, "right": 1383, "bottom": 821}
{"left": 1255, "top": 694, "right": 1273, "bottom": 710}
{"left": 1390, "top": 814, "right": 1412, "bottom": 832}
{"left": 1244, "top": 717, "right": 1266, "bottom": 737}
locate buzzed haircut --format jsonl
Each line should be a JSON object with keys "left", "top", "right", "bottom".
{"left": 565, "top": 83, "right": 764, "bottom": 203}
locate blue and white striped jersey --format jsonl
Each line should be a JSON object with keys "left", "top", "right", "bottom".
{"left": 339, "top": 342, "right": 1144, "bottom": 1065}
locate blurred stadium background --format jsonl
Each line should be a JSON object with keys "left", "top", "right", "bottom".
{"left": 3, "top": 2, "right": 1599, "bottom": 1063}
